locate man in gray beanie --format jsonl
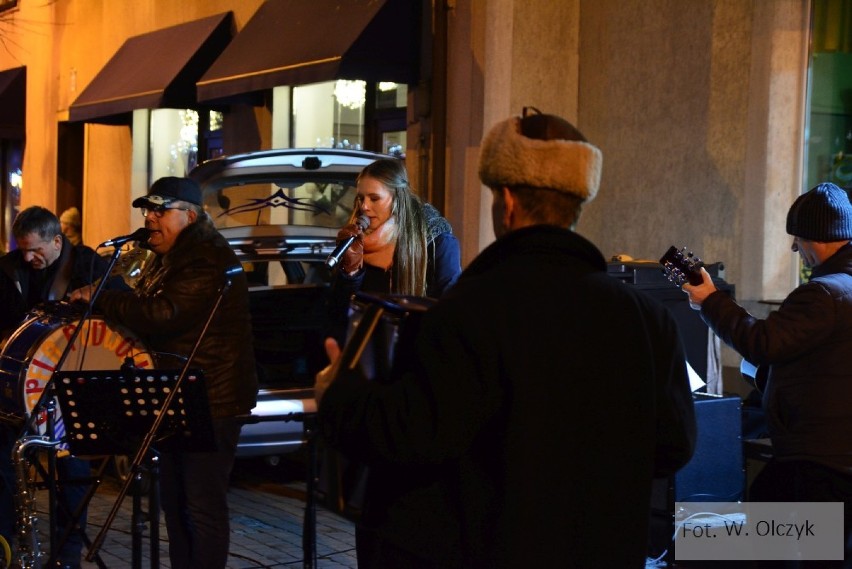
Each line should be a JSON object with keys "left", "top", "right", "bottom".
{"left": 317, "top": 108, "right": 696, "bottom": 568}
{"left": 684, "top": 181, "right": 852, "bottom": 566}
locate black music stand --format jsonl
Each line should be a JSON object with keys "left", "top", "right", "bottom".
{"left": 53, "top": 368, "right": 214, "bottom": 569}
{"left": 53, "top": 368, "right": 214, "bottom": 456}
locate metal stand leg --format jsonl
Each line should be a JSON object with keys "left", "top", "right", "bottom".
{"left": 131, "top": 471, "right": 143, "bottom": 569}
{"left": 237, "top": 412, "right": 319, "bottom": 569}
{"left": 303, "top": 415, "right": 318, "bottom": 569}
{"left": 148, "top": 455, "right": 160, "bottom": 569}
{"left": 130, "top": 455, "right": 161, "bottom": 569}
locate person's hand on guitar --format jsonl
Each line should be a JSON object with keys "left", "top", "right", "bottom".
{"left": 681, "top": 267, "right": 718, "bottom": 310}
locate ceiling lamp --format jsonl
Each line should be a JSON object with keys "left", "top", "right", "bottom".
{"left": 334, "top": 80, "right": 366, "bottom": 110}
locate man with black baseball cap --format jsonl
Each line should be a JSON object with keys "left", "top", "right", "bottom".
{"left": 684, "top": 181, "right": 852, "bottom": 566}
{"left": 317, "top": 109, "right": 696, "bottom": 568}
{"left": 130, "top": 176, "right": 203, "bottom": 255}
{"left": 72, "top": 176, "right": 257, "bottom": 568}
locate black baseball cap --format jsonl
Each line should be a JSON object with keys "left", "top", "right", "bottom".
{"left": 132, "top": 176, "right": 202, "bottom": 208}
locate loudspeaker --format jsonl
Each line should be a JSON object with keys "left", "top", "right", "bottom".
{"left": 649, "top": 394, "right": 744, "bottom": 561}
{"left": 675, "top": 393, "right": 744, "bottom": 501}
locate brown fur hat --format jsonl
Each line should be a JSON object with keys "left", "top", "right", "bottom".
{"left": 478, "top": 109, "right": 602, "bottom": 202}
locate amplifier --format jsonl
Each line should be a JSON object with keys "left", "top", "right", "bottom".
{"left": 607, "top": 261, "right": 733, "bottom": 385}
{"left": 607, "top": 260, "right": 726, "bottom": 286}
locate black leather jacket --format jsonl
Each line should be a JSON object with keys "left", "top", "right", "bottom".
{"left": 96, "top": 216, "right": 258, "bottom": 419}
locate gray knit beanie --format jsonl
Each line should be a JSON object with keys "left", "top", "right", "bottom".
{"left": 786, "top": 182, "right": 852, "bottom": 241}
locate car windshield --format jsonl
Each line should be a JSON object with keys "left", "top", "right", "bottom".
{"left": 202, "top": 178, "right": 358, "bottom": 230}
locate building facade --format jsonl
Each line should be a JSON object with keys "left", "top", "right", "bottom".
{"left": 0, "top": 0, "right": 832, "bottom": 375}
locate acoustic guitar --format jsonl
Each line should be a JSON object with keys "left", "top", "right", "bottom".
{"left": 659, "top": 245, "right": 768, "bottom": 393}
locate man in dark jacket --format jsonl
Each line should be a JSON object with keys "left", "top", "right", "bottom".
{"left": 684, "top": 181, "right": 852, "bottom": 567}
{"left": 316, "top": 108, "right": 697, "bottom": 568}
{"left": 71, "top": 177, "right": 258, "bottom": 569}
{"left": 0, "top": 206, "right": 117, "bottom": 569}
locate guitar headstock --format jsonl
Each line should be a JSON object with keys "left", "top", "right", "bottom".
{"left": 660, "top": 246, "right": 704, "bottom": 286}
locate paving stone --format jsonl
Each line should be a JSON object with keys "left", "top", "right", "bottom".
{"left": 33, "top": 472, "right": 356, "bottom": 568}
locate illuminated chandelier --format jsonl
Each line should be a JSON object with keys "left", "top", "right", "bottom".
{"left": 334, "top": 80, "right": 366, "bottom": 109}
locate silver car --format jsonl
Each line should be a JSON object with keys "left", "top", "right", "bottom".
{"left": 189, "top": 148, "right": 388, "bottom": 461}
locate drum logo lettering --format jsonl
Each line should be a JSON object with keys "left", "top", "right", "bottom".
{"left": 23, "top": 318, "right": 154, "bottom": 421}
{"left": 61, "top": 320, "right": 140, "bottom": 357}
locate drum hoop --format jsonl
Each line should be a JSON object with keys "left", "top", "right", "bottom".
{"left": 2, "top": 314, "right": 42, "bottom": 354}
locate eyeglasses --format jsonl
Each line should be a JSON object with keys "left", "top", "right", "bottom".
{"left": 140, "top": 206, "right": 189, "bottom": 218}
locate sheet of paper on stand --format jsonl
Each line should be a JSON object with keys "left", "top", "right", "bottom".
{"left": 687, "top": 361, "right": 706, "bottom": 392}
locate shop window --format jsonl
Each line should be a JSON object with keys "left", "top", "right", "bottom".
{"left": 0, "top": 140, "right": 22, "bottom": 252}
{"left": 290, "top": 80, "right": 407, "bottom": 154}
{"left": 292, "top": 81, "right": 366, "bottom": 150}
{"left": 376, "top": 82, "right": 408, "bottom": 110}
{"left": 376, "top": 83, "right": 408, "bottom": 157}
{"left": 805, "top": 0, "right": 852, "bottom": 192}
{"left": 147, "top": 109, "right": 223, "bottom": 182}
{"left": 0, "top": 156, "right": 24, "bottom": 252}
{"left": 800, "top": 0, "right": 852, "bottom": 282}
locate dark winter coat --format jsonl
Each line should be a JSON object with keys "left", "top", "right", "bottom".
{"left": 320, "top": 225, "right": 697, "bottom": 568}
{"left": 701, "top": 241, "right": 852, "bottom": 474}
{"left": 96, "top": 216, "right": 258, "bottom": 419}
{"left": 0, "top": 237, "right": 119, "bottom": 338}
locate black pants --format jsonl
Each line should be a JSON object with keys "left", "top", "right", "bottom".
{"left": 55, "top": 455, "right": 90, "bottom": 564}
{"left": 749, "top": 459, "right": 852, "bottom": 569}
{"left": 158, "top": 416, "right": 241, "bottom": 569}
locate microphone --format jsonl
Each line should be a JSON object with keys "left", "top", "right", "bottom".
{"left": 98, "top": 227, "right": 151, "bottom": 249}
{"left": 326, "top": 214, "right": 370, "bottom": 269}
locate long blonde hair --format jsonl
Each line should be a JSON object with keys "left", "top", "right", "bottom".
{"left": 353, "top": 159, "right": 428, "bottom": 295}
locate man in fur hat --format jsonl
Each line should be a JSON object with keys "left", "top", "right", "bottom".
{"left": 684, "top": 181, "right": 852, "bottom": 566}
{"left": 317, "top": 108, "right": 697, "bottom": 568}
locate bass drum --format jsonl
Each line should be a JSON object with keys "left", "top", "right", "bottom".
{"left": 0, "top": 304, "right": 155, "bottom": 434}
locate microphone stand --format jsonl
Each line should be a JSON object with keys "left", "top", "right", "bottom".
{"left": 86, "top": 272, "right": 235, "bottom": 564}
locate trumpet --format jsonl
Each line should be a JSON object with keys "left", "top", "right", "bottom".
{"left": 109, "top": 244, "right": 154, "bottom": 288}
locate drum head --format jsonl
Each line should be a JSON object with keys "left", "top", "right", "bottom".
{"left": 1, "top": 314, "right": 154, "bottom": 433}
